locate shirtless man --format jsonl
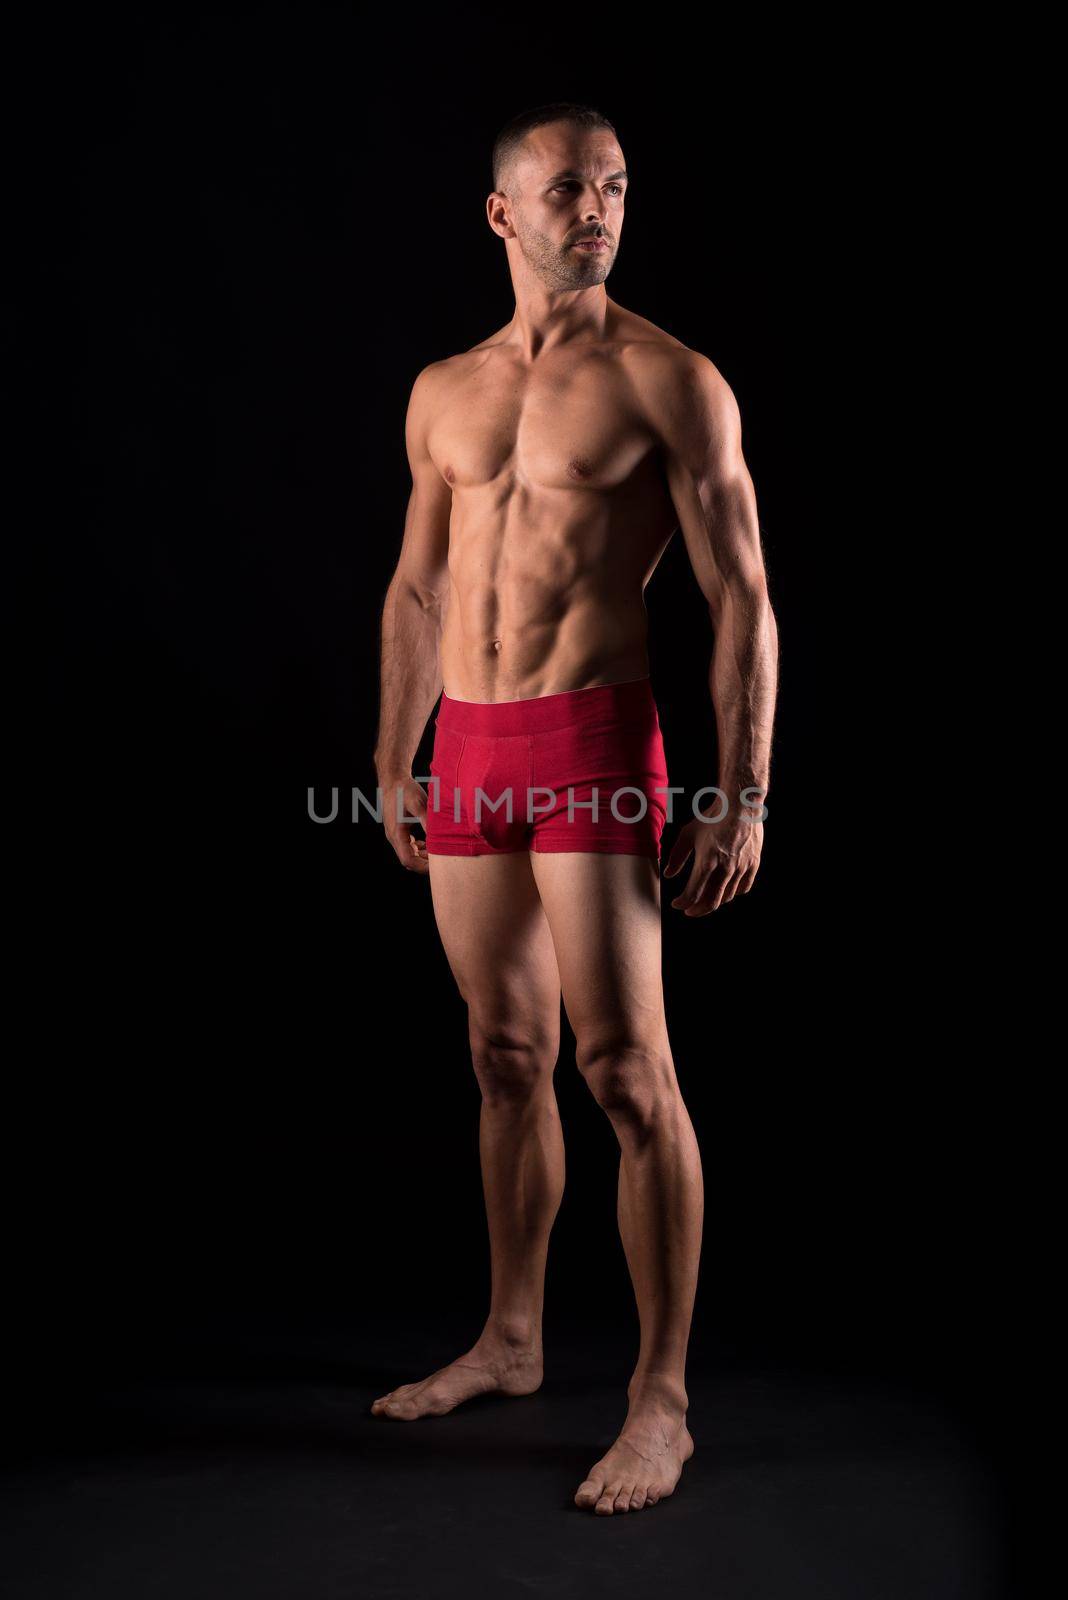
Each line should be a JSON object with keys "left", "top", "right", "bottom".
{"left": 371, "top": 102, "right": 778, "bottom": 1516}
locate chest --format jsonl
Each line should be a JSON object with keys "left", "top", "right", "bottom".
{"left": 428, "top": 356, "right": 654, "bottom": 494}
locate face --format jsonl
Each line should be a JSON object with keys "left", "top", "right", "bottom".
{"left": 500, "top": 122, "right": 627, "bottom": 290}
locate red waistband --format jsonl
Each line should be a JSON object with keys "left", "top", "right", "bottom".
{"left": 436, "top": 675, "right": 658, "bottom": 736}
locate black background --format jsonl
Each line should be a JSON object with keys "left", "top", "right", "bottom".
{"left": 19, "top": 2, "right": 1004, "bottom": 1525}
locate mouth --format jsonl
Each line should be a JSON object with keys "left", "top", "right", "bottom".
{"left": 572, "top": 238, "right": 609, "bottom": 253}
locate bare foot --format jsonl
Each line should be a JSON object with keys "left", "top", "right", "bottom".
{"left": 574, "top": 1374, "right": 694, "bottom": 1514}
{"left": 370, "top": 1325, "right": 543, "bottom": 1420}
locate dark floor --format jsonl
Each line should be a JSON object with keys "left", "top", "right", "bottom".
{"left": 2, "top": 1336, "right": 1006, "bottom": 1600}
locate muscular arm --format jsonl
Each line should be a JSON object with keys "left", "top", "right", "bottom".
{"left": 374, "top": 365, "right": 452, "bottom": 785}
{"left": 657, "top": 352, "right": 778, "bottom": 814}
{"left": 645, "top": 350, "right": 779, "bottom": 913}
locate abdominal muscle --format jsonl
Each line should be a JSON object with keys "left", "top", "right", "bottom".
{"left": 438, "top": 492, "right": 671, "bottom": 704}
{"left": 438, "top": 577, "right": 652, "bottom": 705}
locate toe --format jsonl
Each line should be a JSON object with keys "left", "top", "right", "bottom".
{"left": 595, "top": 1480, "right": 623, "bottom": 1515}
{"left": 575, "top": 1477, "right": 603, "bottom": 1509}
{"left": 614, "top": 1484, "right": 635, "bottom": 1513}
{"left": 630, "top": 1486, "right": 648, "bottom": 1510}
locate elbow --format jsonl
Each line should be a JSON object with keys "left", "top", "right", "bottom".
{"left": 411, "top": 580, "right": 447, "bottom": 616}
{"left": 390, "top": 572, "right": 447, "bottom": 616}
{"left": 709, "top": 573, "right": 771, "bottom": 629}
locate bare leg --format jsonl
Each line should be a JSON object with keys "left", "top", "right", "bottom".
{"left": 371, "top": 851, "right": 565, "bottom": 1420}
{"left": 530, "top": 851, "right": 703, "bottom": 1512}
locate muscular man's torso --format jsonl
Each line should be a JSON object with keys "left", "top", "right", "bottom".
{"left": 424, "top": 301, "right": 688, "bottom": 703}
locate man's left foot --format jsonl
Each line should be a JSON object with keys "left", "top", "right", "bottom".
{"left": 574, "top": 1374, "right": 693, "bottom": 1514}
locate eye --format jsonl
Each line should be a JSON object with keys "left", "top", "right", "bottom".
{"left": 551, "top": 182, "right": 625, "bottom": 196}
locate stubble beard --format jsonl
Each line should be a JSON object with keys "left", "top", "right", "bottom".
{"left": 516, "top": 215, "right": 612, "bottom": 291}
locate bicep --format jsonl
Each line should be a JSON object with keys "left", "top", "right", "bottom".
{"left": 660, "top": 360, "right": 766, "bottom": 614}
{"left": 394, "top": 369, "right": 453, "bottom": 608}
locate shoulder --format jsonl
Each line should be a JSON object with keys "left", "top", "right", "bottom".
{"left": 624, "top": 344, "right": 741, "bottom": 478}
{"left": 404, "top": 359, "right": 458, "bottom": 466}
{"left": 407, "top": 339, "right": 508, "bottom": 407}
{"left": 599, "top": 311, "right": 745, "bottom": 484}
{"left": 407, "top": 355, "right": 456, "bottom": 407}
{"left": 602, "top": 302, "right": 733, "bottom": 409}
{"left": 404, "top": 354, "right": 464, "bottom": 438}
{"left": 622, "top": 331, "right": 738, "bottom": 433}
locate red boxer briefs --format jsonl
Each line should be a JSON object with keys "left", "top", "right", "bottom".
{"left": 424, "top": 675, "right": 670, "bottom": 862}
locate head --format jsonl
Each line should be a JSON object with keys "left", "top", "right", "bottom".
{"left": 488, "top": 103, "right": 626, "bottom": 291}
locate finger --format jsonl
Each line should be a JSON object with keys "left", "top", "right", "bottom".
{"left": 662, "top": 833, "right": 693, "bottom": 878}
{"left": 672, "top": 867, "right": 713, "bottom": 911}
{"left": 683, "top": 864, "right": 730, "bottom": 915}
{"left": 711, "top": 866, "right": 744, "bottom": 910}
{"left": 390, "top": 831, "right": 426, "bottom": 870}
{"left": 392, "top": 783, "right": 428, "bottom": 824}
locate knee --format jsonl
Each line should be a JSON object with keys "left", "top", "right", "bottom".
{"left": 469, "top": 1018, "right": 557, "bottom": 1106}
{"left": 575, "top": 1034, "right": 676, "bottom": 1132}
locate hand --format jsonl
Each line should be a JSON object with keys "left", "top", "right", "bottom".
{"left": 662, "top": 809, "right": 763, "bottom": 915}
{"left": 380, "top": 773, "right": 431, "bottom": 874}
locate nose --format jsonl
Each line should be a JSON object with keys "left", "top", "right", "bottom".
{"left": 582, "top": 187, "right": 607, "bottom": 227}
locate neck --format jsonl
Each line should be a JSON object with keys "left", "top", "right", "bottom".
{"left": 506, "top": 283, "right": 611, "bottom": 361}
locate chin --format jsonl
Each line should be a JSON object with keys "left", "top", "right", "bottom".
{"left": 568, "top": 260, "right": 611, "bottom": 286}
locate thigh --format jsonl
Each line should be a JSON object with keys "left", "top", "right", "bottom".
{"left": 428, "top": 852, "right": 562, "bottom": 1047}
{"left": 528, "top": 852, "right": 668, "bottom": 1053}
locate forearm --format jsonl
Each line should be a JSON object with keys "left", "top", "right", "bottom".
{"left": 374, "top": 578, "right": 444, "bottom": 780}
{"left": 709, "top": 585, "right": 779, "bottom": 806}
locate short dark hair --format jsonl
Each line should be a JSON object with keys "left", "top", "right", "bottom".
{"left": 491, "top": 102, "right": 618, "bottom": 194}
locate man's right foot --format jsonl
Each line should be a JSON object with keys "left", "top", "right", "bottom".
{"left": 370, "top": 1325, "right": 543, "bottom": 1420}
